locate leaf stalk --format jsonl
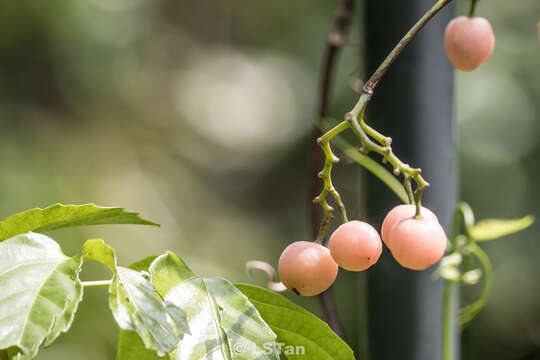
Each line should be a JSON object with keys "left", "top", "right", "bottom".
{"left": 81, "top": 280, "right": 113, "bottom": 288}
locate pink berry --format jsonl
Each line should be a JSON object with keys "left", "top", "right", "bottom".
{"left": 328, "top": 220, "right": 382, "bottom": 271}
{"left": 444, "top": 16, "right": 495, "bottom": 71}
{"left": 388, "top": 218, "right": 447, "bottom": 270}
{"left": 381, "top": 204, "right": 438, "bottom": 247}
{"left": 278, "top": 241, "right": 338, "bottom": 296}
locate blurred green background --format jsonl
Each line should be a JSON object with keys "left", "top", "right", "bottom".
{"left": 0, "top": 0, "right": 539, "bottom": 359}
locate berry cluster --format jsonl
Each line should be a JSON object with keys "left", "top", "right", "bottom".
{"left": 278, "top": 205, "right": 447, "bottom": 296}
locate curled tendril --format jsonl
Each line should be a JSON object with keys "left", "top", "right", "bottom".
{"left": 245, "top": 261, "right": 287, "bottom": 292}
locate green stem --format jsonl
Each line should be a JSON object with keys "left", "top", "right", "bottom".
{"left": 442, "top": 202, "right": 477, "bottom": 359}
{"left": 314, "top": 0, "right": 454, "bottom": 240}
{"left": 404, "top": 176, "right": 414, "bottom": 204}
{"left": 361, "top": 0, "right": 455, "bottom": 95}
{"left": 413, "top": 187, "right": 425, "bottom": 218}
{"left": 469, "top": 0, "right": 478, "bottom": 17}
{"left": 82, "top": 280, "right": 112, "bottom": 288}
{"left": 454, "top": 202, "right": 475, "bottom": 237}
{"left": 449, "top": 202, "right": 475, "bottom": 251}
{"left": 459, "top": 242, "right": 493, "bottom": 327}
{"left": 319, "top": 120, "right": 350, "bottom": 143}
{"left": 348, "top": 115, "right": 429, "bottom": 189}
{"left": 344, "top": 0, "right": 455, "bottom": 178}
{"left": 443, "top": 280, "right": 455, "bottom": 360}
{"left": 359, "top": 117, "right": 391, "bottom": 146}
{"left": 314, "top": 121, "right": 350, "bottom": 243}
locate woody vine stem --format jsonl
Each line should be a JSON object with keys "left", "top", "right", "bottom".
{"left": 314, "top": 0, "right": 453, "bottom": 244}
{"left": 311, "top": 0, "right": 354, "bottom": 339}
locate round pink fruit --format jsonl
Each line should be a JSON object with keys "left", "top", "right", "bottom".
{"left": 329, "top": 220, "right": 382, "bottom": 271}
{"left": 381, "top": 204, "right": 438, "bottom": 247}
{"left": 388, "top": 217, "right": 447, "bottom": 270}
{"left": 278, "top": 241, "right": 338, "bottom": 296}
{"left": 444, "top": 16, "right": 495, "bottom": 71}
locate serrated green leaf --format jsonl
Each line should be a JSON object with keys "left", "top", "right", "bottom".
{"left": 83, "top": 238, "right": 117, "bottom": 271}
{"left": 149, "top": 252, "right": 279, "bottom": 360}
{"left": 469, "top": 215, "right": 534, "bottom": 241}
{"left": 0, "top": 204, "right": 159, "bottom": 241}
{"left": 109, "top": 265, "right": 188, "bottom": 356}
{"left": 0, "top": 233, "right": 84, "bottom": 359}
{"left": 236, "top": 284, "right": 355, "bottom": 360}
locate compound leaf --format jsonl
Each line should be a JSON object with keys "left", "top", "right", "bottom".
{"left": 0, "top": 203, "right": 158, "bottom": 241}
{"left": 115, "top": 256, "right": 163, "bottom": 360}
{"left": 236, "top": 284, "right": 355, "bottom": 360}
{"left": 82, "top": 238, "right": 117, "bottom": 271}
{"left": 0, "top": 233, "right": 84, "bottom": 359}
{"left": 149, "top": 252, "right": 279, "bottom": 360}
{"left": 109, "top": 265, "right": 187, "bottom": 356}
{"left": 469, "top": 215, "right": 534, "bottom": 241}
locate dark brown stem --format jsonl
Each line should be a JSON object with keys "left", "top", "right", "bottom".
{"left": 318, "top": 286, "right": 345, "bottom": 338}
{"left": 310, "top": 0, "right": 354, "bottom": 340}
{"left": 318, "top": 0, "right": 354, "bottom": 119}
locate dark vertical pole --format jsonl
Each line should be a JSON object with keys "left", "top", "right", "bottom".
{"left": 364, "top": 1, "right": 457, "bottom": 360}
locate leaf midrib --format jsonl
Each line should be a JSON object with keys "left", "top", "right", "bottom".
{"left": 0, "top": 258, "right": 65, "bottom": 278}
{"left": 200, "top": 278, "right": 231, "bottom": 360}
{"left": 17, "top": 256, "right": 70, "bottom": 353}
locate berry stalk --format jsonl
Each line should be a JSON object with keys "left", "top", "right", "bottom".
{"left": 468, "top": 0, "right": 479, "bottom": 17}
{"left": 361, "top": 0, "right": 455, "bottom": 95}
{"left": 348, "top": 110, "right": 429, "bottom": 187}
{"left": 314, "top": 121, "right": 350, "bottom": 244}
{"left": 314, "top": 0, "right": 454, "bottom": 242}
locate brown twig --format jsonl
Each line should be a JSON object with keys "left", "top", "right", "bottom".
{"left": 310, "top": 0, "right": 355, "bottom": 340}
